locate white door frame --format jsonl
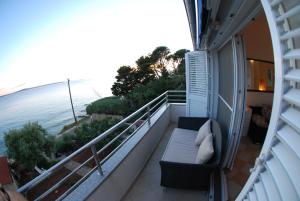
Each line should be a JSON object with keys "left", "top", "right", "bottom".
{"left": 227, "top": 35, "right": 247, "bottom": 168}
{"left": 220, "top": 35, "right": 247, "bottom": 168}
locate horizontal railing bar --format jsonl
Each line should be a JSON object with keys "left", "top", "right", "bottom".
{"left": 147, "top": 95, "right": 166, "bottom": 109}
{"left": 100, "top": 131, "right": 136, "bottom": 165}
{"left": 100, "top": 116, "right": 148, "bottom": 165}
{"left": 167, "top": 90, "right": 185, "bottom": 93}
{"left": 96, "top": 112, "right": 148, "bottom": 155}
{"left": 56, "top": 166, "right": 98, "bottom": 201}
{"left": 18, "top": 91, "right": 168, "bottom": 193}
{"left": 167, "top": 94, "right": 186, "bottom": 97}
{"left": 96, "top": 126, "right": 131, "bottom": 155}
{"left": 34, "top": 155, "right": 94, "bottom": 201}
{"left": 168, "top": 99, "right": 186, "bottom": 102}
{"left": 150, "top": 102, "right": 168, "bottom": 119}
{"left": 150, "top": 97, "right": 167, "bottom": 112}
{"left": 100, "top": 111, "right": 149, "bottom": 164}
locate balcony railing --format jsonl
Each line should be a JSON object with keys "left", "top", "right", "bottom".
{"left": 18, "top": 90, "right": 186, "bottom": 201}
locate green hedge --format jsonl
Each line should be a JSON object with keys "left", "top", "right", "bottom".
{"left": 86, "top": 96, "right": 131, "bottom": 116}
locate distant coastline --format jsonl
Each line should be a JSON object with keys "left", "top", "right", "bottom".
{"left": 0, "top": 79, "right": 89, "bottom": 98}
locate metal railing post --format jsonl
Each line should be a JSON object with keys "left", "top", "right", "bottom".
{"left": 166, "top": 91, "right": 169, "bottom": 104}
{"left": 147, "top": 105, "right": 151, "bottom": 126}
{"left": 91, "top": 145, "right": 104, "bottom": 175}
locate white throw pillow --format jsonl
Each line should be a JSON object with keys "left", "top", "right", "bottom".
{"left": 195, "top": 119, "right": 211, "bottom": 146}
{"left": 195, "top": 134, "right": 214, "bottom": 164}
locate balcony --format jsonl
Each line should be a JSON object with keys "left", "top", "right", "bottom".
{"left": 18, "top": 91, "right": 210, "bottom": 201}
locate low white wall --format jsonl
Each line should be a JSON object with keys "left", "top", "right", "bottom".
{"left": 86, "top": 105, "right": 171, "bottom": 201}
{"left": 170, "top": 103, "right": 186, "bottom": 123}
{"left": 246, "top": 91, "right": 274, "bottom": 106}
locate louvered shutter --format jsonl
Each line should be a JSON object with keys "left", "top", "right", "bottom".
{"left": 237, "top": 0, "right": 300, "bottom": 201}
{"left": 185, "top": 51, "right": 209, "bottom": 117}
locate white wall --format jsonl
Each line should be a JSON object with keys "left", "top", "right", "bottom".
{"left": 241, "top": 12, "right": 275, "bottom": 107}
{"left": 170, "top": 103, "right": 186, "bottom": 123}
{"left": 246, "top": 91, "right": 274, "bottom": 106}
{"left": 241, "top": 12, "right": 274, "bottom": 62}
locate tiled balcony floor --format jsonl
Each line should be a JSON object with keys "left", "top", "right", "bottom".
{"left": 226, "top": 136, "right": 261, "bottom": 200}
{"left": 121, "top": 123, "right": 208, "bottom": 201}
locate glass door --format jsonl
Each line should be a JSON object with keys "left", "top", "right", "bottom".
{"left": 216, "top": 35, "right": 246, "bottom": 168}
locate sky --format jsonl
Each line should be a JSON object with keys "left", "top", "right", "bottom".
{"left": 0, "top": 0, "right": 192, "bottom": 96}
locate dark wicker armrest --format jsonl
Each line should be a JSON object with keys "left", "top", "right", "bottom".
{"left": 178, "top": 117, "right": 209, "bottom": 131}
{"left": 159, "top": 160, "right": 217, "bottom": 190}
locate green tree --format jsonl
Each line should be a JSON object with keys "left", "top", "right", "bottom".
{"left": 111, "top": 66, "right": 138, "bottom": 96}
{"left": 161, "top": 67, "right": 170, "bottom": 78}
{"left": 168, "top": 49, "right": 190, "bottom": 74}
{"left": 4, "top": 122, "right": 53, "bottom": 170}
{"left": 135, "top": 55, "right": 156, "bottom": 84}
{"left": 111, "top": 46, "right": 173, "bottom": 97}
{"left": 149, "top": 46, "right": 170, "bottom": 77}
{"left": 110, "top": 46, "right": 189, "bottom": 108}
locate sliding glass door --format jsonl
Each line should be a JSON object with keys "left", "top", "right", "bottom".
{"left": 216, "top": 40, "right": 234, "bottom": 163}
{"left": 216, "top": 36, "right": 246, "bottom": 168}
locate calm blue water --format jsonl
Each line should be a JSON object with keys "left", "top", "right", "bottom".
{"left": 0, "top": 80, "right": 106, "bottom": 155}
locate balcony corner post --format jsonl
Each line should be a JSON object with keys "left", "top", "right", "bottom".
{"left": 147, "top": 105, "right": 151, "bottom": 126}
{"left": 166, "top": 91, "right": 169, "bottom": 104}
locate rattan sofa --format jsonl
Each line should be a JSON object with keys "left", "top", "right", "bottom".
{"left": 159, "top": 117, "right": 222, "bottom": 190}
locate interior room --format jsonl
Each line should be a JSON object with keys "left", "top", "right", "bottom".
{"left": 226, "top": 11, "right": 275, "bottom": 200}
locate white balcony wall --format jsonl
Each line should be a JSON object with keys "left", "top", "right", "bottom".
{"left": 170, "top": 103, "right": 187, "bottom": 123}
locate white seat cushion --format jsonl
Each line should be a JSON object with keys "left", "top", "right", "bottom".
{"left": 195, "top": 134, "right": 214, "bottom": 164}
{"left": 195, "top": 119, "right": 211, "bottom": 146}
{"left": 161, "top": 128, "right": 198, "bottom": 164}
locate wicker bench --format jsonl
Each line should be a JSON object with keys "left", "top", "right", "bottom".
{"left": 159, "top": 117, "right": 222, "bottom": 190}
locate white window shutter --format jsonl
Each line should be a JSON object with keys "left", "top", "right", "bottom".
{"left": 185, "top": 51, "right": 208, "bottom": 117}
{"left": 237, "top": 0, "right": 300, "bottom": 201}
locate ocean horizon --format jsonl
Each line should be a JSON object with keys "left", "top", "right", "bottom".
{"left": 0, "top": 79, "right": 110, "bottom": 155}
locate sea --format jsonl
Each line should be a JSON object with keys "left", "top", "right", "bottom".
{"left": 0, "top": 80, "right": 109, "bottom": 155}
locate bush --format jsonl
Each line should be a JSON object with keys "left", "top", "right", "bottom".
{"left": 55, "top": 135, "right": 77, "bottom": 154}
{"left": 74, "top": 117, "right": 121, "bottom": 147}
{"left": 55, "top": 117, "right": 124, "bottom": 156}
{"left": 86, "top": 96, "right": 131, "bottom": 116}
{"left": 4, "top": 122, "right": 53, "bottom": 171}
{"left": 59, "top": 116, "right": 89, "bottom": 134}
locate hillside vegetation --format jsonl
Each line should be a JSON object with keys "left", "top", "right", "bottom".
{"left": 86, "top": 96, "right": 131, "bottom": 116}
{"left": 87, "top": 46, "right": 189, "bottom": 114}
